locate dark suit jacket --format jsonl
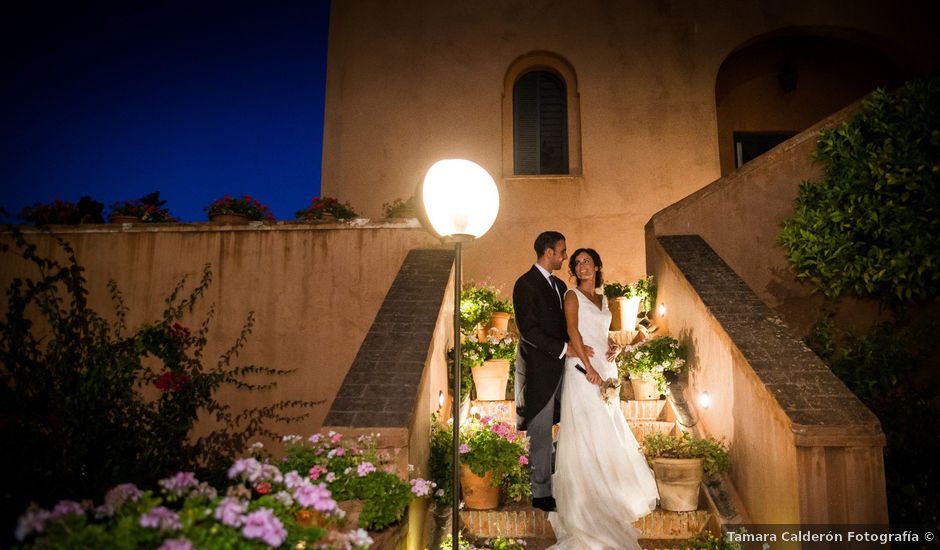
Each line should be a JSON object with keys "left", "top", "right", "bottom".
{"left": 513, "top": 265, "right": 568, "bottom": 431}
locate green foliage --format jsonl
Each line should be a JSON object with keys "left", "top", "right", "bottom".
{"left": 295, "top": 196, "right": 359, "bottom": 221}
{"left": 0, "top": 228, "right": 315, "bottom": 533}
{"left": 686, "top": 531, "right": 741, "bottom": 550}
{"left": 492, "top": 298, "right": 514, "bottom": 314}
{"left": 205, "top": 194, "right": 275, "bottom": 221}
{"left": 381, "top": 196, "right": 418, "bottom": 218}
{"left": 439, "top": 535, "right": 527, "bottom": 550}
{"left": 109, "top": 191, "right": 174, "bottom": 222}
{"left": 461, "top": 333, "right": 517, "bottom": 368}
{"left": 616, "top": 335, "right": 687, "bottom": 395}
{"left": 276, "top": 433, "right": 422, "bottom": 531}
{"left": 428, "top": 414, "right": 530, "bottom": 507}
{"left": 603, "top": 276, "right": 657, "bottom": 312}
{"left": 19, "top": 196, "right": 104, "bottom": 225}
{"left": 643, "top": 431, "right": 730, "bottom": 478}
{"left": 460, "top": 282, "right": 501, "bottom": 332}
{"left": 778, "top": 75, "right": 940, "bottom": 307}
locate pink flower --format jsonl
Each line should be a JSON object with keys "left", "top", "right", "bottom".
{"left": 518, "top": 455, "right": 529, "bottom": 465}
{"left": 158, "top": 538, "right": 195, "bottom": 550}
{"left": 459, "top": 443, "right": 470, "bottom": 454}
{"left": 241, "top": 508, "right": 287, "bottom": 547}
{"left": 330, "top": 433, "right": 343, "bottom": 444}
{"left": 410, "top": 478, "right": 435, "bottom": 497}
{"left": 214, "top": 497, "right": 247, "bottom": 528}
{"left": 357, "top": 462, "right": 376, "bottom": 477}
{"left": 255, "top": 482, "right": 272, "bottom": 494}
{"left": 293, "top": 482, "right": 336, "bottom": 512}
{"left": 139, "top": 506, "right": 181, "bottom": 531}
{"left": 309, "top": 465, "right": 325, "bottom": 480}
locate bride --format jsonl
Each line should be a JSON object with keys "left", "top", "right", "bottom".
{"left": 548, "top": 248, "right": 659, "bottom": 549}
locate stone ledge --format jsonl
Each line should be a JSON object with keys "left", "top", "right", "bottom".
{"left": 656, "top": 235, "right": 884, "bottom": 447}
{"left": 324, "top": 248, "right": 454, "bottom": 428}
{"left": 8, "top": 218, "right": 428, "bottom": 234}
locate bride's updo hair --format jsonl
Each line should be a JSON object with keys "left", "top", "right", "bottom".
{"left": 568, "top": 248, "right": 603, "bottom": 289}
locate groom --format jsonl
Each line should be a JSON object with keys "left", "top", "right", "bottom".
{"left": 513, "top": 231, "right": 591, "bottom": 512}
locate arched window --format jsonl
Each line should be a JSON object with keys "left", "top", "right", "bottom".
{"left": 502, "top": 52, "right": 581, "bottom": 178}
{"left": 513, "top": 70, "right": 568, "bottom": 174}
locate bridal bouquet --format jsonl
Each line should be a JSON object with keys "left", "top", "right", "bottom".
{"left": 600, "top": 377, "right": 621, "bottom": 404}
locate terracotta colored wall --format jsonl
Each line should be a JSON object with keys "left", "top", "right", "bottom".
{"left": 321, "top": 0, "right": 940, "bottom": 293}
{"left": 0, "top": 222, "right": 439, "bottom": 438}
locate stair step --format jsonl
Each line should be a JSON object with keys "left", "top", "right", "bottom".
{"left": 627, "top": 419, "right": 677, "bottom": 441}
{"left": 458, "top": 505, "right": 709, "bottom": 541}
{"left": 621, "top": 398, "right": 669, "bottom": 420}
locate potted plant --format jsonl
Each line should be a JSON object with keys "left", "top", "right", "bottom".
{"left": 460, "top": 282, "right": 500, "bottom": 339}
{"left": 381, "top": 196, "right": 418, "bottom": 219}
{"left": 429, "top": 414, "right": 530, "bottom": 510}
{"left": 205, "top": 194, "right": 275, "bottom": 224}
{"left": 109, "top": 191, "right": 174, "bottom": 223}
{"left": 643, "top": 431, "right": 730, "bottom": 512}
{"left": 465, "top": 332, "right": 517, "bottom": 401}
{"left": 488, "top": 299, "right": 514, "bottom": 335}
{"left": 603, "top": 276, "right": 656, "bottom": 331}
{"left": 296, "top": 196, "right": 359, "bottom": 222}
{"left": 18, "top": 196, "right": 104, "bottom": 225}
{"left": 617, "top": 335, "right": 686, "bottom": 400}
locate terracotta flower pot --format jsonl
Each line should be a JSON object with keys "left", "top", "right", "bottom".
{"left": 652, "top": 457, "right": 703, "bottom": 511}
{"left": 460, "top": 464, "right": 499, "bottom": 510}
{"left": 472, "top": 359, "right": 510, "bottom": 401}
{"left": 109, "top": 214, "right": 139, "bottom": 224}
{"left": 630, "top": 374, "right": 659, "bottom": 400}
{"left": 609, "top": 296, "right": 642, "bottom": 331}
{"left": 337, "top": 499, "right": 364, "bottom": 528}
{"left": 488, "top": 311, "right": 511, "bottom": 334}
{"left": 210, "top": 213, "right": 250, "bottom": 225}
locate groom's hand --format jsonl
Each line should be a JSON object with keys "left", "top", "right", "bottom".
{"left": 605, "top": 339, "right": 621, "bottom": 362}
{"left": 566, "top": 345, "right": 594, "bottom": 358}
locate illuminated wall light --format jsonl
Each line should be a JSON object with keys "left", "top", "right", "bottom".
{"left": 469, "top": 405, "right": 480, "bottom": 417}
{"left": 438, "top": 391, "right": 445, "bottom": 409}
{"left": 698, "top": 391, "right": 712, "bottom": 410}
{"left": 657, "top": 303, "right": 667, "bottom": 317}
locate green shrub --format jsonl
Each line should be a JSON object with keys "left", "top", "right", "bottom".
{"left": 643, "top": 431, "right": 730, "bottom": 478}
{"left": 779, "top": 75, "right": 940, "bottom": 307}
{"left": 0, "top": 228, "right": 315, "bottom": 536}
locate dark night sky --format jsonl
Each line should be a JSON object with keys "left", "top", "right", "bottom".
{"left": 1, "top": 0, "right": 331, "bottom": 222}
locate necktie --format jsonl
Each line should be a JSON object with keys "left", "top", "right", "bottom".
{"left": 549, "top": 276, "right": 562, "bottom": 307}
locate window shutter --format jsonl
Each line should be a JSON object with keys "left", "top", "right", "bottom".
{"left": 513, "top": 71, "right": 568, "bottom": 175}
{"left": 514, "top": 72, "right": 539, "bottom": 175}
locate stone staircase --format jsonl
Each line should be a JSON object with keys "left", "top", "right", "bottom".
{"left": 446, "top": 393, "right": 721, "bottom": 549}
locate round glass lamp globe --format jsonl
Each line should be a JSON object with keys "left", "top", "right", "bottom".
{"left": 422, "top": 159, "right": 499, "bottom": 239}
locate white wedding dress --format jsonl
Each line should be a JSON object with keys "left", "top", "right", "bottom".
{"left": 548, "top": 289, "right": 659, "bottom": 549}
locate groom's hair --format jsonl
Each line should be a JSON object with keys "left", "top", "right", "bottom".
{"left": 534, "top": 231, "right": 566, "bottom": 258}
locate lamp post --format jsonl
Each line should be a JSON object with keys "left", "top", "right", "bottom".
{"left": 422, "top": 159, "right": 499, "bottom": 546}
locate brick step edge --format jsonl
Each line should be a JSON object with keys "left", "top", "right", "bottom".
{"left": 460, "top": 508, "right": 710, "bottom": 540}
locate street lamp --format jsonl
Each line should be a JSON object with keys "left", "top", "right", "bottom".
{"left": 422, "top": 159, "right": 499, "bottom": 545}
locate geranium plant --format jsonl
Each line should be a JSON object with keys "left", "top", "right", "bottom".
{"left": 205, "top": 194, "right": 275, "bottom": 221}
{"left": 18, "top": 196, "right": 104, "bottom": 225}
{"left": 274, "top": 432, "right": 433, "bottom": 531}
{"left": 295, "top": 196, "right": 358, "bottom": 221}
{"left": 13, "top": 429, "right": 436, "bottom": 548}
{"left": 381, "top": 196, "right": 418, "bottom": 218}
{"left": 616, "top": 335, "right": 687, "bottom": 395}
{"left": 110, "top": 191, "right": 174, "bottom": 222}
{"left": 429, "top": 414, "right": 531, "bottom": 507}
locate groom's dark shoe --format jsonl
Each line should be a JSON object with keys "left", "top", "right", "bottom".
{"left": 532, "top": 496, "right": 556, "bottom": 512}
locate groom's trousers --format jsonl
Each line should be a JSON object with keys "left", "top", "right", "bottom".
{"left": 528, "top": 375, "right": 563, "bottom": 499}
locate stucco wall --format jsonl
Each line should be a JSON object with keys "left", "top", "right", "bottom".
{"left": 321, "top": 0, "right": 939, "bottom": 292}
{"left": 0, "top": 222, "right": 439, "bottom": 438}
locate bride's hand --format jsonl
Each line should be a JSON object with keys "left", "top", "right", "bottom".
{"left": 585, "top": 363, "right": 603, "bottom": 385}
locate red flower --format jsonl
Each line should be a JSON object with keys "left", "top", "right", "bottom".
{"left": 255, "top": 482, "right": 272, "bottom": 494}
{"left": 155, "top": 371, "right": 191, "bottom": 392}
